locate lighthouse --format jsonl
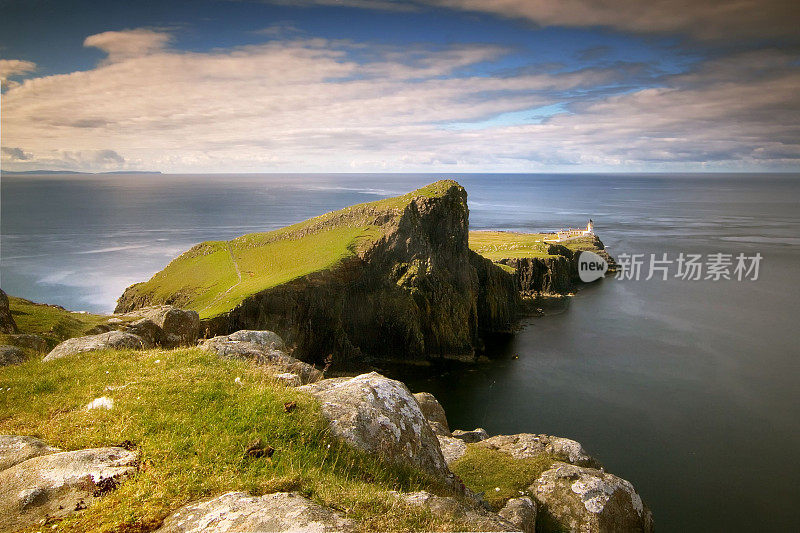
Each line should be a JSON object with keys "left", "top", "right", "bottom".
{"left": 584, "top": 219, "right": 594, "bottom": 235}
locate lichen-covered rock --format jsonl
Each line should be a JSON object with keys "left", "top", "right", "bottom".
{"left": 43, "top": 330, "right": 151, "bottom": 361}
{"left": 0, "top": 289, "right": 18, "bottom": 334}
{"left": 224, "top": 329, "right": 285, "bottom": 351}
{"left": 0, "top": 345, "right": 25, "bottom": 366}
{"left": 531, "top": 462, "right": 653, "bottom": 533}
{"left": 0, "top": 447, "right": 138, "bottom": 531}
{"left": 0, "top": 435, "right": 60, "bottom": 472}
{"left": 413, "top": 392, "right": 451, "bottom": 436}
{"left": 477, "top": 433, "right": 600, "bottom": 468}
{"left": 392, "top": 490, "right": 517, "bottom": 532}
{"left": 157, "top": 491, "right": 356, "bottom": 532}
{"left": 498, "top": 496, "right": 536, "bottom": 533}
{"left": 437, "top": 435, "right": 467, "bottom": 465}
{"left": 298, "top": 372, "right": 450, "bottom": 480}
{"left": 2, "top": 333, "right": 48, "bottom": 352}
{"left": 122, "top": 306, "right": 199, "bottom": 347}
{"left": 452, "top": 428, "right": 488, "bottom": 443}
{"left": 200, "top": 332, "right": 321, "bottom": 384}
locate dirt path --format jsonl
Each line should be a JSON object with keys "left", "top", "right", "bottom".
{"left": 199, "top": 243, "right": 243, "bottom": 314}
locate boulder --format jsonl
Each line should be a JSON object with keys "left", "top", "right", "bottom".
{"left": 43, "top": 330, "right": 151, "bottom": 361}
{"left": 225, "top": 330, "right": 285, "bottom": 351}
{"left": 0, "top": 289, "right": 18, "bottom": 334}
{"left": 413, "top": 392, "right": 451, "bottom": 436}
{"left": 477, "top": 433, "right": 600, "bottom": 468}
{"left": 298, "top": 372, "right": 450, "bottom": 480}
{"left": 157, "top": 491, "right": 356, "bottom": 532}
{"left": 123, "top": 306, "right": 199, "bottom": 347}
{"left": 0, "top": 446, "right": 138, "bottom": 531}
{"left": 0, "top": 345, "right": 25, "bottom": 366}
{"left": 0, "top": 435, "right": 60, "bottom": 472}
{"left": 497, "top": 496, "right": 537, "bottom": 533}
{"left": 392, "top": 491, "right": 517, "bottom": 532}
{"left": 531, "top": 462, "right": 653, "bottom": 533}
{"left": 2, "top": 333, "right": 48, "bottom": 352}
{"left": 437, "top": 435, "right": 467, "bottom": 465}
{"left": 200, "top": 332, "right": 321, "bottom": 384}
{"left": 451, "top": 428, "right": 489, "bottom": 443}
{"left": 122, "top": 318, "right": 164, "bottom": 347}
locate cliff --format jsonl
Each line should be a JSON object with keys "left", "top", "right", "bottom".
{"left": 116, "top": 181, "right": 519, "bottom": 367}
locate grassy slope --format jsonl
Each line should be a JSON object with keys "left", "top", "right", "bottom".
{"left": 124, "top": 180, "right": 459, "bottom": 319}
{"left": 0, "top": 348, "right": 465, "bottom": 532}
{"left": 469, "top": 231, "right": 603, "bottom": 261}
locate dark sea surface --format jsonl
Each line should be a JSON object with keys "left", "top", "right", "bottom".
{"left": 2, "top": 173, "right": 799, "bottom": 531}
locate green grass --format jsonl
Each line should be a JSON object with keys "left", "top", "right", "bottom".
{"left": 122, "top": 180, "right": 462, "bottom": 319}
{"left": 450, "top": 445, "right": 556, "bottom": 510}
{"left": 0, "top": 347, "right": 467, "bottom": 532}
{"left": 1, "top": 296, "right": 114, "bottom": 349}
{"left": 469, "top": 231, "right": 554, "bottom": 261}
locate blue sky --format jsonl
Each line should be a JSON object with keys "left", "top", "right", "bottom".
{"left": 1, "top": 0, "right": 798, "bottom": 173}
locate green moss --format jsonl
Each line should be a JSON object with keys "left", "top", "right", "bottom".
{"left": 450, "top": 445, "right": 556, "bottom": 510}
{"left": 0, "top": 347, "right": 460, "bottom": 532}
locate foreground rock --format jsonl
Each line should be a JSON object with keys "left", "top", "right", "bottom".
{"left": 200, "top": 330, "right": 321, "bottom": 384}
{"left": 413, "top": 392, "right": 451, "bottom": 436}
{"left": 393, "top": 490, "right": 517, "bottom": 532}
{"left": 0, "top": 435, "right": 60, "bottom": 471}
{"left": 298, "top": 372, "right": 450, "bottom": 481}
{"left": 43, "top": 330, "right": 152, "bottom": 361}
{"left": 122, "top": 306, "right": 200, "bottom": 348}
{"left": 498, "top": 496, "right": 537, "bottom": 533}
{"left": 157, "top": 491, "right": 355, "bottom": 533}
{"left": 532, "top": 462, "right": 653, "bottom": 533}
{"left": 477, "top": 433, "right": 601, "bottom": 468}
{"left": 0, "top": 345, "right": 25, "bottom": 366}
{"left": 437, "top": 435, "right": 468, "bottom": 465}
{"left": 0, "top": 446, "right": 139, "bottom": 530}
{"left": 0, "top": 289, "right": 18, "bottom": 334}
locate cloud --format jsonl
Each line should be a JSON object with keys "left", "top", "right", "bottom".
{"left": 0, "top": 59, "right": 36, "bottom": 89}
{"left": 83, "top": 29, "right": 172, "bottom": 62}
{"left": 1, "top": 28, "right": 798, "bottom": 172}
{"left": 1, "top": 146, "right": 31, "bottom": 160}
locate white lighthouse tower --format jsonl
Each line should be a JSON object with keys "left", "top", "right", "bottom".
{"left": 583, "top": 219, "right": 594, "bottom": 235}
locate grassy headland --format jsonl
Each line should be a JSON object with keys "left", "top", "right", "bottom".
{"left": 469, "top": 230, "right": 603, "bottom": 261}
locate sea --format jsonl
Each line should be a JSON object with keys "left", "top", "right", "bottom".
{"left": 1, "top": 173, "right": 798, "bottom": 531}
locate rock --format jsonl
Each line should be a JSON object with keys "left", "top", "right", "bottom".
{"left": 225, "top": 329, "right": 285, "bottom": 351}
{"left": 0, "top": 345, "right": 25, "bottom": 366}
{"left": 298, "top": 372, "right": 450, "bottom": 480}
{"left": 274, "top": 372, "right": 302, "bottom": 387}
{"left": 413, "top": 392, "right": 451, "bottom": 436}
{"left": 43, "top": 330, "right": 151, "bottom": 361}
{"left": 531, "top": 462, "right": 653, "bottom": 533}
{"left": 0, "top": 436, "right": 60, "bottom": 472}
{"left": 84, "top": 324, "right": 114, "bottom": 335}
{"left": 157, "top": 491, "right": 356, "bottom": 532}
{"left": 477, "top": 433, "right": 600, "bottom": 468}
{"left": 85, "top": 396, "right": 114, "bottom": 410}
{"left": 0, "top": 447, "right": 138, "bottom": 531}
{"left": 392, "top": 491, "right": 517, "bottom": 532}
{"left": 452, "top": 428, "right": 489, "bottom": 443}
{"left": 123, "top": 306, "right": 199, "bottom": 348}
{"left": 498, "top": 496, "right": 537, "bottom": 533}
{"left": 437, "top": 435, "right": 467, "bottom": 465}
{"left": 2, "top": 333, "right": 48, "bottom": 352}
{"left": 122, "top": 318, "right": 164, "bottom": 346}
{"left": 200, "top": 332, "right": 322, "bottom": 384}
{"left": 0, "top": 289, "right": 18, "bottom": 334}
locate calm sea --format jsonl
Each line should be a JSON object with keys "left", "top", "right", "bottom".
{"left": 2, "top": 173, "right": 798, "bottom": 531}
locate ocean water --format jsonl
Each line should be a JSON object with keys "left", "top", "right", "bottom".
{"left": 1, "top": 173, "right": 799, "bottom": 531}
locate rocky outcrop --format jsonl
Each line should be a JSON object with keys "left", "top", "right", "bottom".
{"left": 157, "top": 491, "right": 356, "bottom": 533}
{"left": 43, "top": 330, "right": 152, "bottom": 361}
{"left": 477, "top": 433, "right": 601, "bottom": 468}
{"left": 437, "top": 435, "right": 468, "bottom": 465}
{"left": 392, "top": 490, "right": 518, "bottom": 532}
{"left": 121, "top": 306, "right": 200, "bottom": 348}
{"left": 200, "top": 330, "right": 321, "bottom": 384}
{"left": 532, "top": 462, "right": 653, "bottom": 533}
{"left": 452, "top": 428, "right": 489, "bottom": 443}
{"left": 0, "top": 345, "right": 25, "bottom": 366}
{"left": 413, "top": 392, "right": 451, "bottom": 436}
{"left": 0, "top": 435, "right": 60, "bottom": 471}
{"left": 0, "top": 446, "right": 138, "bottom": 531}
{"left": 0, "top": 289, "right": 18, "bottom": 334}
{"left": 498, "top": 496, "right": 537, "bottom": 533}
{"left": 298, "top": 372, "right": 451, "bottom": 481}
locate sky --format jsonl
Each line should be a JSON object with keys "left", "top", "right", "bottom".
{"left": 0, "top": 0, "right": 799, "bottom": 173}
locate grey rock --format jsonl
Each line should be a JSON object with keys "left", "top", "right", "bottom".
{"left": 0, "top": 345, "right": 25, "bottom": 366}
{"left": 498, "top": 496, "right": 536, "bottom": 533}
{"left": 0, "top": 289, "right": 17, "bottom": 334}
{"left": 298, "top": 372, "right": 450, "bottom": 480}
{"left": 531, "top": 462, "right": 653, "bottom": 533}
{"left": 392, "top": 491, "right": 517, "bottom": 532}
{"left": 452, "top": 428, "right": 489, "bottom": 443}
{"left": 477, "top": 433, "right": 600, "bottom": 468}
{"left": 122, "top": 318, "right": 164, "bottom": 346}
{"left": 122, "top": 306, "right": 199, "bottom": 347}
{"left": 0, "top": 435, "right": 60, "bottom": 472}
{"left": 0, "top": 446, "right": 138, "bottom": 531}
{"left": 437, "top": 435, "right": 467, "bottom": 465}
{"left": 413, "top": 391, "right": 451, "bottom": 436}
{"left": 43, "top": 330, "right": 151, "bottom": 361}
{"left": 3, "top": 333, "right": 47, "bottom": 352}
{"left": 226, "top": 330, "right": 285, "bottom": 351}
{"left": 157, "top": 491, "right": 356, "bottom": 532}
{"left": 201, "top": 332, "right": 321, "bottom": 384}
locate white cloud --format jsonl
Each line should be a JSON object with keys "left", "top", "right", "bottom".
{"left": 83, "top": 29, "right": 172, "bottom": 62}
{"left": 0, "top": 59, "right": 36, "bottom": 89}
